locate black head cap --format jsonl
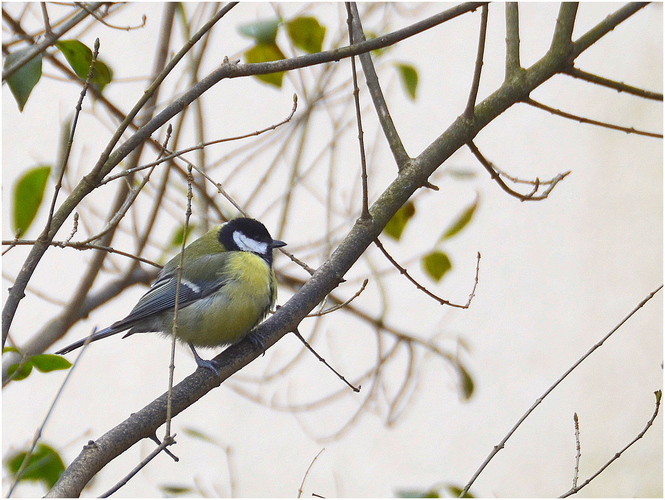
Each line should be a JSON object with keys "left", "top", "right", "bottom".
{"left": 219, "top": 218, "right": 286, "bottom": 263}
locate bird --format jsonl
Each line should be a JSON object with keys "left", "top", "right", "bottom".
{"left": 56, "top": 217, "right": 286, "bottom": 372}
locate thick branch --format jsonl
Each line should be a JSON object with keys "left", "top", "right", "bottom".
{"left": 505, "top": 3, "right": 521, "bottom": 79}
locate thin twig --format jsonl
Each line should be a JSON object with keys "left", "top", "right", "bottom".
{"left": 459, "top": 285, "right": 663, "bottom": 497}
{"left": 81, "top": 5, "right": 146, "bottom": 31}
{"left": 6, "top": 332, "right": 98, "bottom": 496}
{"left": 572, "top": 413, "right": 581, "bottom": 490}
{"left": 468, "top": 140, "right": 571, "bottom": 201}
{"left": 148, "top": 433, "right": 179, "bottom": 462}
{"left": 560, "top": 390, "right": 662, "bottom": 497}
{"left": 345, "top": 3, "right": 371, "bottom": 220}
{"left": 564, "top": 66, "right": 663, "bottom": 101}
{"left": 100, "top": 435, "right": 176, "bottom": 497}
{"left": 374, "top": 238, "right": 480, "bottom": 309}
{"left": 1, "top": 239, "right": 162, "bottom": 268}
{"left": 464, "top": 3, "right": 489, "bottom": 120}
{"left": 166, "top": 165, "right": 195, "bottom": 439}
{"left": 526, "top": 98, "right": 663, "bottom": 138}
{"left": 100, "top": 94, "right": 299, "bottom": 186}
{"left": 43, "top": 38, "right": 100, "bottom": 240}
{"left": 346, "top": 2, "right": 411, "bottom": 169}
{"left": 297, "top": 448, "right": 326, "bottom": 498}
{"left": 309, "top": 279, "right": 369, "bottom": 316}
{"left": 292, "top": 327, "right": 360, "bottom": 392}
{"left": 40, "top": 3, "right": 52, "bottom": 36}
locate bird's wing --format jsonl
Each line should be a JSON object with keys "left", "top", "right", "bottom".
{"left": 111, "top": 254, "right": 229, "bottom": 331}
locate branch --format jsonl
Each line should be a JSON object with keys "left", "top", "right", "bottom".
{"left": 549, "top": 2, "right": 578, "bottom": 58}
{"left": 460, "top": 285, "right": 663, "bottom": 497}
{"left": 526, "top": 98, "right": 663, "bottom": 138}
{"left": 564, "top": 66, "right": 663, "bottom": 101}
{"left": 464, "top": 3, "right": 489, "bottom": 120}
{"left": 560, "top": 390, "right": 662, "bottom": 497}
{"left": 345, "top": 3, "right": 372, "bottom": 219}
{"left": 347, "top": 2, "right": 411, "bottom": 169}
{"left": 504, "top": 3, "right": 521, "bottom": 79}
{"left": 468, "top": 140, "right": 570, "bottom": 201}
{"left": 374, "top": 238, "right": 480, "bottom": 309}
{"left": 571, "top": 3, "right": 650, "bottom": 58}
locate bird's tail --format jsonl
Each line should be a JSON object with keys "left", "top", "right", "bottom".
{"left": 55, "top": 327, "right": 119, "bottom": 355}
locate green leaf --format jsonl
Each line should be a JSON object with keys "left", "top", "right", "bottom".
{"left": 383, "top": 201, "right": 416, "bottom": 241}
{"left": 445, "top": 484, "right": 475, "bottom": 498}
{"left": 441, "top": 198, "right": 478, "bottom": 241}
{"left": 12, "top": 165, "right": 51, "bottom": 236}
{"left": 90, "top": 58, "right": 113, "bottom": 91}
{"left": 6, "top": 361, "right": 32, "bottom": 381}
{"left": 169, "top": 224, "right": 197, "bottom": 249}
{"left": 159, "top": 485, "right": 194, "bottom": 496}
{"left": 5, "top": 443, "right": 65, "bottom": 489}
{"left": 182, "top": 427, "right": 218, "bottom": 444}
{"left": 5, "top": 48, "right": 42, "bottom": 111}
{"left": 447, "top": 167, "right": 477, "bottom": 180}
{"left": 238, "top": 18, "right": 281, "bottom": 44}
{"left": 6, "top": 353, "right": 71, "bottom": 382}
{"left": 422, "top": 251, "right": 452, "bottom": 283}
{"left": 244, "top": 43, "right": 286, "bottom": 87}
{"left": 395, "top": 63, "right": 419, "bottom": 100}
{"left": 30, "top": 354, "right": 72, "bottom": 372}
{"left": 396, "top": 489, "right": 441, "bottom": 498}
{"left": 397, "top": 485, "right": 474, "bottom": 498}
{"left": 458, "top": 364, "right": 475, "bottom": 400}
{"left": 55, "top": 40, "right": 113, "bottom": 91}
{"left": 286, "top": 16, "right": 326, "bottom": 53}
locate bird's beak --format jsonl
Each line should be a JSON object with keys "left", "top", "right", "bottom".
{"left": 271, "top": 239, "right": 287, "bottom": 249}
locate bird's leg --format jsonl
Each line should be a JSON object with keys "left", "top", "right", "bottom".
{"left": 188, "top": 342, "right": 219, "bottom": 373}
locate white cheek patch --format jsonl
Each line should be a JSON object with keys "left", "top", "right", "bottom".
{"left": 234, "top": 231, "right": 268, "bottom": 254}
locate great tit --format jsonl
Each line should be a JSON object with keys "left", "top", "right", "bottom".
{"left": 56, "top": 217, "right": 286, "bottom": 372}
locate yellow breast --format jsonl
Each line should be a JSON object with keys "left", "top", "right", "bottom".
{"left": 175, "top": 252, "right": 275, "bottom": 347}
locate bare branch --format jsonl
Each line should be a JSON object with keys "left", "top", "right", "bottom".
{"left": 549, "top": 3, "right": 578, "bottom": 57}
{"left": 572, "top": 413, "right": 581, "bottom": 490}
{"left": 560, "top": 391, "right": 662, "bottom": 497}
{"left": 468, "top": 140, "right": 570, "bottom": 201}
{"left": 374, "top": 238, "right": 480, "bottom": 309}
{"left": 464, "top": 3, "right": 489, "bottom": 120}
{"left": 564, "top": 66, "right": 663, "bottom": 101}
{"left": 293, "top": 327, "right": 360, "bottom": 392}
{"left": 346, "top": 3, "right": 411, "bottom": 169}
{"left": 526, "top": 98, "right": 663, "bottom": 138}
{"left": 460, "top": 286, "right": 663, "bottom": 497}
{"left": 345, "top": 3, "right": 372, "bottom": 220}
{"left": 505, "top": 3, "right": 521, "bottom": 79}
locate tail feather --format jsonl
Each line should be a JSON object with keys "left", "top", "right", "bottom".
{"left": 55, "top": 327, "right": 120, "bottom": 355}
